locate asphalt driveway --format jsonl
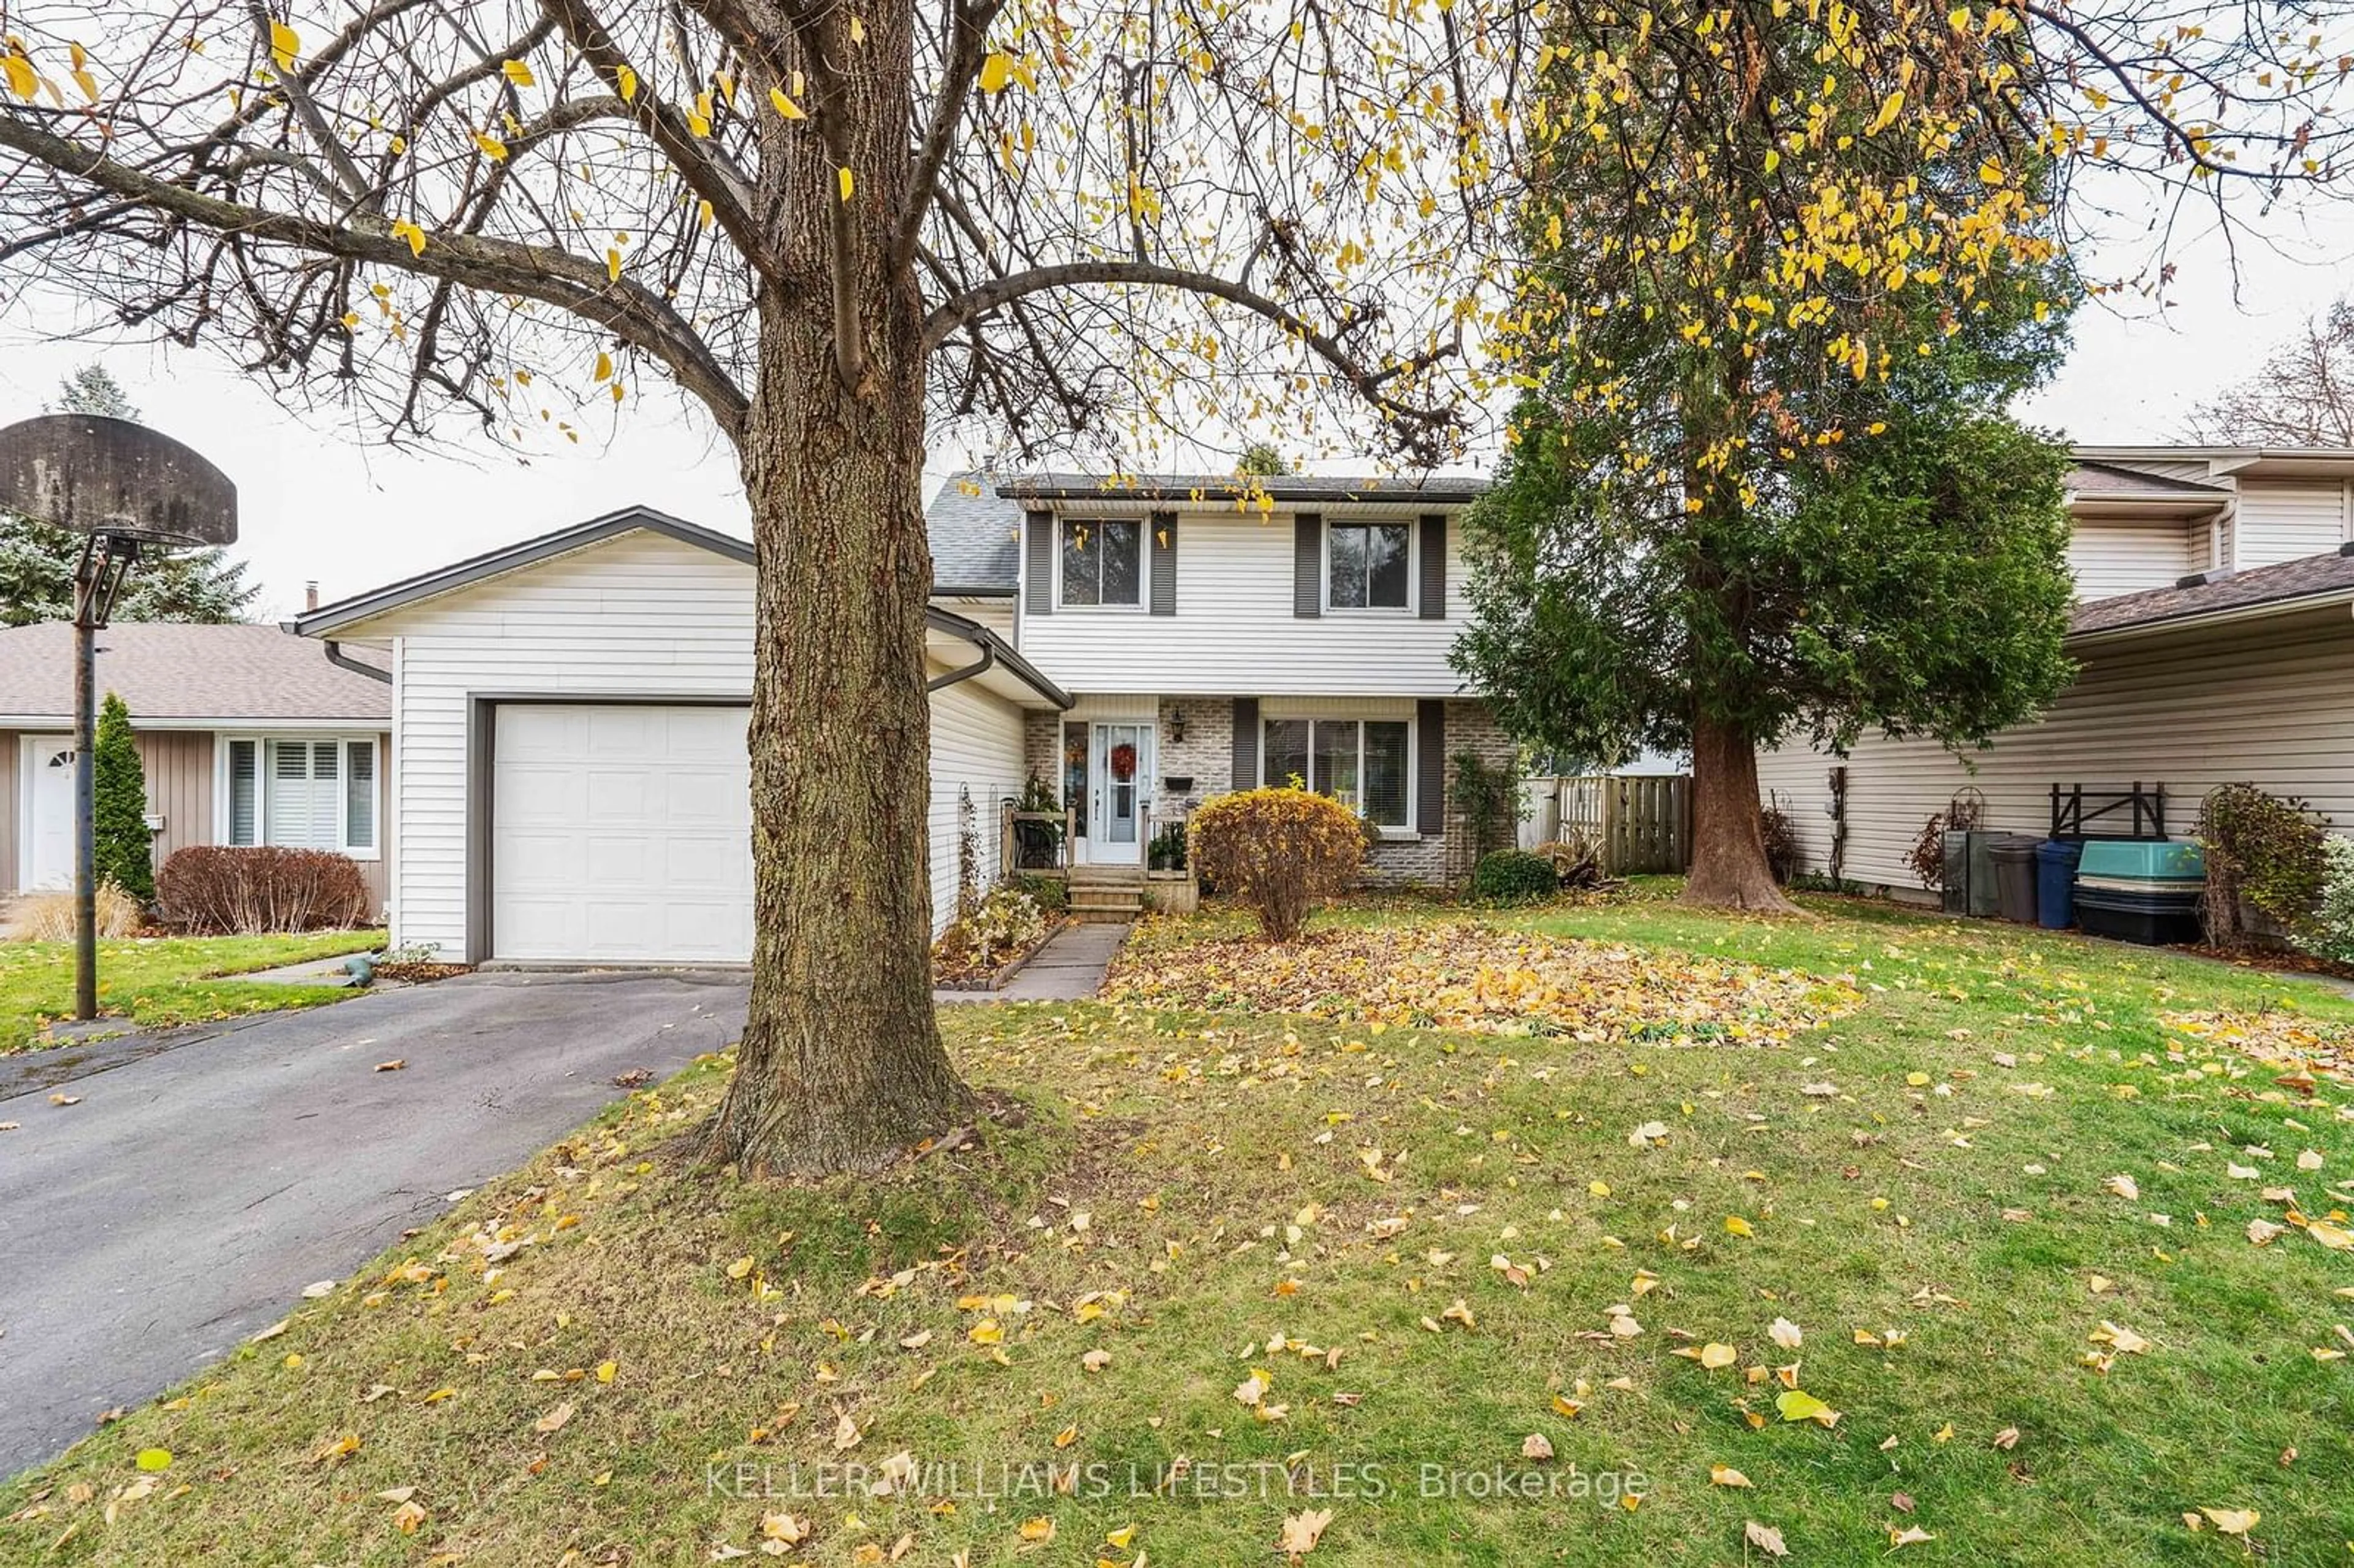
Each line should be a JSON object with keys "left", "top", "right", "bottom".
{"left": 0, "top": 970, "right": 746, "bottom": 1480}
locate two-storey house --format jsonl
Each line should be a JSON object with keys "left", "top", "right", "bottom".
{"left": 287, "top": 471, "right": 1501, "bottom": 965}
{"left": 926, "top": 472, "right": 1508, "bottom": 885}
{"left": 1756, "top": 447, "right": 2354, "bottom": 894}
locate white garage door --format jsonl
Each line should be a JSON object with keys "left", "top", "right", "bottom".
{"left": 491, "top": 704, "right": 753, "bottom": 963}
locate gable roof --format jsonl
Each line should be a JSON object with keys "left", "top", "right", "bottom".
{"left": 0, "top": 621, "right": 390, "bottom": 726}
{"left": 289, "top": 504, "right": 748, "bottom": 637}
{"left": 2070, "top": 543, "right": 2354, "bottom": 639}
{"left": 289, "top": 503, "right": 1068, "bottom": 709}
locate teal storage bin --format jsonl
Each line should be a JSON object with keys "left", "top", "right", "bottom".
{"left": 2076, "top": 839, "right": 2204, "bottom": 885}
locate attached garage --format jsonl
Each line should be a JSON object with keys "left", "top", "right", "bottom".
{"left": 289, "top": 508, "right": 1070, "bottom": 965}
{"left": 489, "top": 703, "right": 753, "bottom": 964}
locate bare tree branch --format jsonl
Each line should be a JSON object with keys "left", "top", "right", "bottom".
{"left": 0, "top": 115, "right": 749, "bottom": 439}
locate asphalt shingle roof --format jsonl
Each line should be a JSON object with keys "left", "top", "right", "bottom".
{"left": 926, "top": 472, "right": 1024, "bottom": 593}
{"left": 2065, "top": 460, "right": 2230, "bottom": 499}
{"left": 2070, "top": 544, "right": 2354, "bottom": 637}
{"left": 0, "top": 622, "right": 390, "bottom": 723}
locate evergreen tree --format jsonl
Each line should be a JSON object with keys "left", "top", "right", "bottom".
{"left": 1454, "top": 1, "right": 2080, "bottom": 910}
{"left": 0, "top": 366, "right": 256, "bottom": 626}
{"left": 92, "top": 691, "right": 155, "bottom": 902}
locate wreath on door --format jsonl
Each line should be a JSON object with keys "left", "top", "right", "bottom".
{"left": 1110, "top": 742, "right": 1138, "bottom": 782}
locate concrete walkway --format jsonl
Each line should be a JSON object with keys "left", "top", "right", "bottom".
{"left": 935, "top": 921, "right": 1127, "bottom": 1004}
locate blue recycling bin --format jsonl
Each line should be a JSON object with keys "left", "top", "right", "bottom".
{"left": 2036, "top": 839, "right": 2083, "bottom": 929}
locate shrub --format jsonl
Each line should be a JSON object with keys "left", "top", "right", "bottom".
{"left": 2296, "top": 835, "right": 2354, "bottom": 967}
{"left": 156, "top": 847, "right": 373, "bottom": 934}
{"left": 93, "top": 693, "right": 155, "bottom": 902}
{"left": 1759, "top": 802, "right": 1801, "bottom": 885}
{"left": 1471, "top": 848, "right": 1559, "bottom": 902}
{"left": 2198, "top": 783, "right": 2329, "bottom": 948}
{"left": 1189, "top": 787, "right": 1364, "bottom": 942}
{"left": 1007, "top": 872, "right": 1068, "bottom": 913}
{"left": 7, "top": 883, "right": 145, "bottom": 942}
{"left": 935, "top": 884, "right": 1049, "bottom": 970}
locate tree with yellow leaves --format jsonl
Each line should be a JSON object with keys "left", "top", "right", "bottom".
{"left": 0, "top": 0, "right": 1515, "bottom": 1174}
{"left": 1454, "top": 0, "right": 2336, "bottom": 910}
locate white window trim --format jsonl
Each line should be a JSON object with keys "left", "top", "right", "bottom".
{"left": 1260, "top": 714, "right": 1418, "bottom": 837}
{"left": 1323, "top": 519, "right": 1417, "bottom": 615}
{"left": 1054, "top": 515, "right": 1149, "bottom": 613}
{"left": 214, "top": 733, "right": 382, "bottom": 860}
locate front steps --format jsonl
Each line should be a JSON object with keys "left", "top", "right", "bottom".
{"left": 1066, "top": 866, "right": 1145, "bottom": 923}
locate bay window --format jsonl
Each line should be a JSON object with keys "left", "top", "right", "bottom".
{"left": 1263, "top": 717, "right": 1412, "bottom": 831}
{"left": 224, "top": 736, "right": 379, "bottom": 857}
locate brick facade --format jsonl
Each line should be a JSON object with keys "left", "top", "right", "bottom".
{"left": 1026, "top": 695, "right": 1512, "bottom": 890}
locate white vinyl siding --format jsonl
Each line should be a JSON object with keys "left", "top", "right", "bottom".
{"left": 2234, "top": 479, "right": 2351, "bottom": 568}
{"left": 2065, "top": 520, "right": 2197, "bottom": 602}
{"left": 370, "top": 530, "right": 1029, "bottom": 957}
{"left": 928, "top": 674, "right": 1028, "bottom": 926}
{"left": 1021, "top": 509, "right": 1468, "bottom": 695}
{"left": 222, "top": 734, "right": 378, "bottom": 856}
{"left": 1754, "top": 606, "right": 2354, "bottom": 891}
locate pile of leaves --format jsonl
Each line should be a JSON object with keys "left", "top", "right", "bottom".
{"left": 1102, "top": 922, "right": 1858, "bottom": 1043}
{"left": 2160, "top": 1008, "right": 2354, "bottom": 1088}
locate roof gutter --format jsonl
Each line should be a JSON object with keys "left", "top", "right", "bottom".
{"left": 923, "top": 605, "right": 1072, "bottom": 709}
{"left": 926, "top": 642, "right": 994, "bottom": 693}
{"left": 323, "top": 639, "right": 393, "bottom": 685}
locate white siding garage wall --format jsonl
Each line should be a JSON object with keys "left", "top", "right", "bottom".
{"left": 376, "top": 528, "right": 1035, "bottom": 959}
{"left": 1756, "top": 606, "right": 2354, "bottom": 891}
{"left": 928, "top": 674, "right": 1028, "bottom": 927}
{"left": 387, "top": 531, "right": 757, "bottom": 959}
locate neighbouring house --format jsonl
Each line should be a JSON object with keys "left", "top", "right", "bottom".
{"left": 288, "top": 473, "right": 1503, "bottom": 965}
{"left": 0, "top": 622, "right": 395, "bottom": 910}
{"left": 1757, "top": 447, "right": 2354, "bottom": 895}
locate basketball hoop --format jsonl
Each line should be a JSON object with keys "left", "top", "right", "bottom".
{"left": 0, "top": 414, "right": 237, "bottom": 1021}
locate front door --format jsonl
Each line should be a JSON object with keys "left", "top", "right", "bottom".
{"left": 20, "top": 736, "right": 76, "bottom": 891}
{"left": 1078, "top": 721, "right": 1152, "bottom": 867}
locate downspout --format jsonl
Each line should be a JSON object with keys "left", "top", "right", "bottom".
{"left": 325, "top": 640, "right": 393, "bottom": 684}
{"left": 928, "top": 641, "right": 996, "bottom": 691}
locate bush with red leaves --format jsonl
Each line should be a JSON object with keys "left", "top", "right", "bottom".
{"left": 157, "top": 846, "right": 375, "bottom": 934}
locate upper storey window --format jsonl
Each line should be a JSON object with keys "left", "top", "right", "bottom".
{"left": 1059, "top": 518, "right": 1142, "bottom": 607}
{"left": 1328, "top": 522, "right": 1410, "bottom": 609}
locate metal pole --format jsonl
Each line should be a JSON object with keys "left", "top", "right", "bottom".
{"left": 72, "top": 543, "right": 99, "bottom": 1021}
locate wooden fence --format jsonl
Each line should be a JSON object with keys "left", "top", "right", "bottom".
{"left": 1556, "top": 774, "right": 1692, "bottom": 875}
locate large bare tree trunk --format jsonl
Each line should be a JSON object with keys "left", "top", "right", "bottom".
{"left": 707, "top": 7, "right": 974, "bottom": 1176}
{"left": 1680, "top": 710, "right": 1797, "bottom": 913}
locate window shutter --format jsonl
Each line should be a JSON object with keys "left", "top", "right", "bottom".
{"left": 1415, "top": 700, "right": 1446, "bottom": 835}
{"left": 1293, "top": 514, "right": 1322, "bottom": 618}
{"left": 1149, "top": 510, "right": 1178, "bottom": 615}
{"left": 1024, "top": 509, "right": 1054, "bottom": 615}
{"left": 1419, "top": 514, "right": 1447, "bottom": 620}
{"left": 1231, "top": 698, "right": 1259, "bottom": 790}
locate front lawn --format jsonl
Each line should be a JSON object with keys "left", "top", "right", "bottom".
{"left": 0, "top": 930, "right": 381, "bottom": 1052}
{"left": 9, "top": 891, "right": 2354, "bottom": 1564}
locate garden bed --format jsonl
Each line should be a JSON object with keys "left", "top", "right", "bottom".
{"left": 1102, "top": 920, "right": 1861, "bottom": 1042}
{"left": 931, "top": 918, "right": 1064, "bottom": 991}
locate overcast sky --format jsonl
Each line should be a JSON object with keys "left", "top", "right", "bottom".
{"left": 3, "top": 187, "right": 2348, "bottom": 625}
